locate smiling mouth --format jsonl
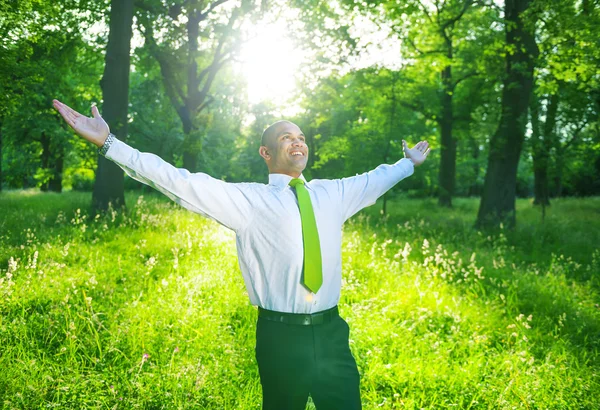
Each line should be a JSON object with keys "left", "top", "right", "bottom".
{"left": 290, "top": 152, "right": 305, "bottom": 157}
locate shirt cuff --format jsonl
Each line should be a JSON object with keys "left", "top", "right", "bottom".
{"left": 98, "top": 133, "right": 116, "bottom": 156}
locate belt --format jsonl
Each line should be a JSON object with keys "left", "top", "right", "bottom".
{"left": 258, "top": 305, "right": 339, "bottom": 326}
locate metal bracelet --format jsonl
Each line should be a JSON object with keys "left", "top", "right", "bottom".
{"left": 98, "top": 133, "right": 116, "bottom": 156}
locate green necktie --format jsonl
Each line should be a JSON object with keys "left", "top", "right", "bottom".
{"left": 289, "top": 178, "right": 323, "bottom": 293}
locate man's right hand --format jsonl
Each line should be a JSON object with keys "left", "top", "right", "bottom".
{"left": 53, "top": 99, "right": 110, "bottom": 148}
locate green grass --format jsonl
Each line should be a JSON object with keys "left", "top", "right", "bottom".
{"left": 1, "top": 190, "right": 599, "bottom": 409}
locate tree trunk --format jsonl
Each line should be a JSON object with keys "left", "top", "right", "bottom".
{"left": 40, "top": 131, "right": 51, "bottom": 192}
{"left": 554, "top": 155, "right": 564, "bottom": 197}
{"left": 0, "top": 119, "right": 3, "bottom": 192}
{"left": 529, "top": 89, "right": 541, "bottom": 199}
{"left": 183, "top": 5, "right": 201, "bottom": 172}
{"left": 40, "top": 132, "right": 65, "bottom": 193}
{"left": 467, "top": 134, "right": 480, "bottom": 196}
{"left": 381, "top": 136, "right": 392, "bottom": 215}
{"left": 438, "top": 62, "right": 456, "bottom": 207}
{"left": 532, "top": 92, "right": 558, "bottom": 206}
{"left": 475, "top": 0, "right": 538, "bottom": 229}
{"left": 48, "top": 144, "right": 64, "bottom": 193}
{"left": 92, "top": 0, "right": 134, "bottom": 211}
{"left": 181, "top": 109, "right": 200, "bottom": 171}
{"left": 382, "top": 74, "right": 398, "bottom": 216}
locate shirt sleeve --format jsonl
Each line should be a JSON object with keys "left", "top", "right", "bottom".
{"left": 103, "top": 137, "right": 254, "bottom": 232}
{"left": 335, "top": 158, "right": 414, "bottom": 222}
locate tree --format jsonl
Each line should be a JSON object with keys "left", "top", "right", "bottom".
{"left": 128, "top": 45, "right": 185, "bottom": 166}
{"left": 137, "top": 0, "right": 257, "bottom": 172}
{"left": 0, "top": 0, "right": 103, "bottom": 193}
{"left": 529, "top": 83, "right": 557, "bottom": 207}
{"left": 475, "top": 0, "right": 538, "bottom": 229}
{"left": 390, "top": 0, "right": 481, "bottom": 208}
{"left": 302, "top": 0, "right": 501, "bottom": 207}
{"left": 92, "top": 0, "right": 135, "bottom": 211}
{"left": 528, "top": 0, "right": 600, "bottom": 205}
{"left": 295, "top": 68, "right": 433, "bottom": 205}
{"left": 550, "top": 84, "right": 599, "bottom": 197}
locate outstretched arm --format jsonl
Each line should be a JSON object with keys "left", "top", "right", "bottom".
{"left": 53, "top": 100, "right": 253, "bottom": 232}
{"left": 337, "top": 139, "right": 430, "bottom": 221}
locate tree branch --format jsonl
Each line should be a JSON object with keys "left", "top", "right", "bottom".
{"left": 196, "top": 27, "right": 228, "bottom": 86}
{"left": 198, "top": 0, "right": 231, "bottom": 22}
{"left": 440, "top": 0, "right": 473, "bottom": 31}
{"left": 198, "top": 95, "right": 214, "bottom": 113}
{"left": 451, "top": 70, "right": 478, "bottom": 90}
{"left": 416, "top": 0, "right": 435, "bottom": 25}
{"left": 399, "top": 100, "right": 437, "bottom": 121}
{"left": 434, "top": 0, "right": 442, "bottom": 27}
{"left": 195, "top": 7, "right": 240, "bottom": 109}
{"left": 563, "top": 124, "right": 584, "bottom": 151}
{"left": 139, "top": 19, "right": 186, "bottom": 112}
{"left": 405, "top": 35, "right": 446, "bottom": 56}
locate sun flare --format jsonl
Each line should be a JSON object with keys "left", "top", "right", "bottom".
{"left": 238, "top": 20, "right": 306, "bottom": 106}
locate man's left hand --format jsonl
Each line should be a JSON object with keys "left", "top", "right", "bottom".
{"left": 402, "top": 140, "right": 430, "bottom": 166}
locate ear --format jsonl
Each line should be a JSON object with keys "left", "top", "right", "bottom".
{"left": 258, "top": 145, "right": 271, "bottom": 161}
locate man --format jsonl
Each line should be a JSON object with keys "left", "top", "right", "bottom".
{"left": 53, "top": 99, "right": 430, "bottom": 409}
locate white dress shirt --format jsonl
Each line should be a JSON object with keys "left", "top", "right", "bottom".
{"left": 104, "top": 137, "right": 414, "bottom": 313}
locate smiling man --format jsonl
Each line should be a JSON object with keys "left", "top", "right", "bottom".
{"left": 53, "top": 100, "right": 430, "bottom": 409}
{"left": 259, "top": 120, "right": 309, "bottom": 177}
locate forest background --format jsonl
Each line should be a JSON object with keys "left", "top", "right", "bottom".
{"left": 1, "top": 0, "right": 598, "bottom": 224}
{"left": 1, "top": 0, "right": 600, "bottom": 409}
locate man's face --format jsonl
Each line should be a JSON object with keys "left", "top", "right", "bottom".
{"left": 261, "top": 121, "right": 308, "bottom": 177}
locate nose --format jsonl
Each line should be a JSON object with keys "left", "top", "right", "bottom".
{"left": 291, "top": 137, "right": 305, "bottom": 146}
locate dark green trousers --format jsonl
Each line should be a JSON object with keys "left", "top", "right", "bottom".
{"left": 255, "top": 313, "right": 361, "bottom": 410}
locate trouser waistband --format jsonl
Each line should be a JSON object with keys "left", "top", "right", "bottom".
{"left": 258, "top": 305, "right": 339, "bottom": 326}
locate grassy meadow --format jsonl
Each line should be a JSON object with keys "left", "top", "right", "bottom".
{"left": 1, "top": 190, "right": 599, "bottom": 409}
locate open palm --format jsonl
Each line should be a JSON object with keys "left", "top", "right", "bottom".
{"left": 53, "top": 99, "right": 110, "bottom": 147}
{"left": 402, "top": 139, "right": 430, "bottom": 166}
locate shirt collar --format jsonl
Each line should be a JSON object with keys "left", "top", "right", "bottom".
{"left": 268, "top": 173, "right": 308, "bottom": 189}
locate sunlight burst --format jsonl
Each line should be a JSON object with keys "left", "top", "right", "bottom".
{"left": 239, "top": 20, "right": 306, "bottom": 106}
